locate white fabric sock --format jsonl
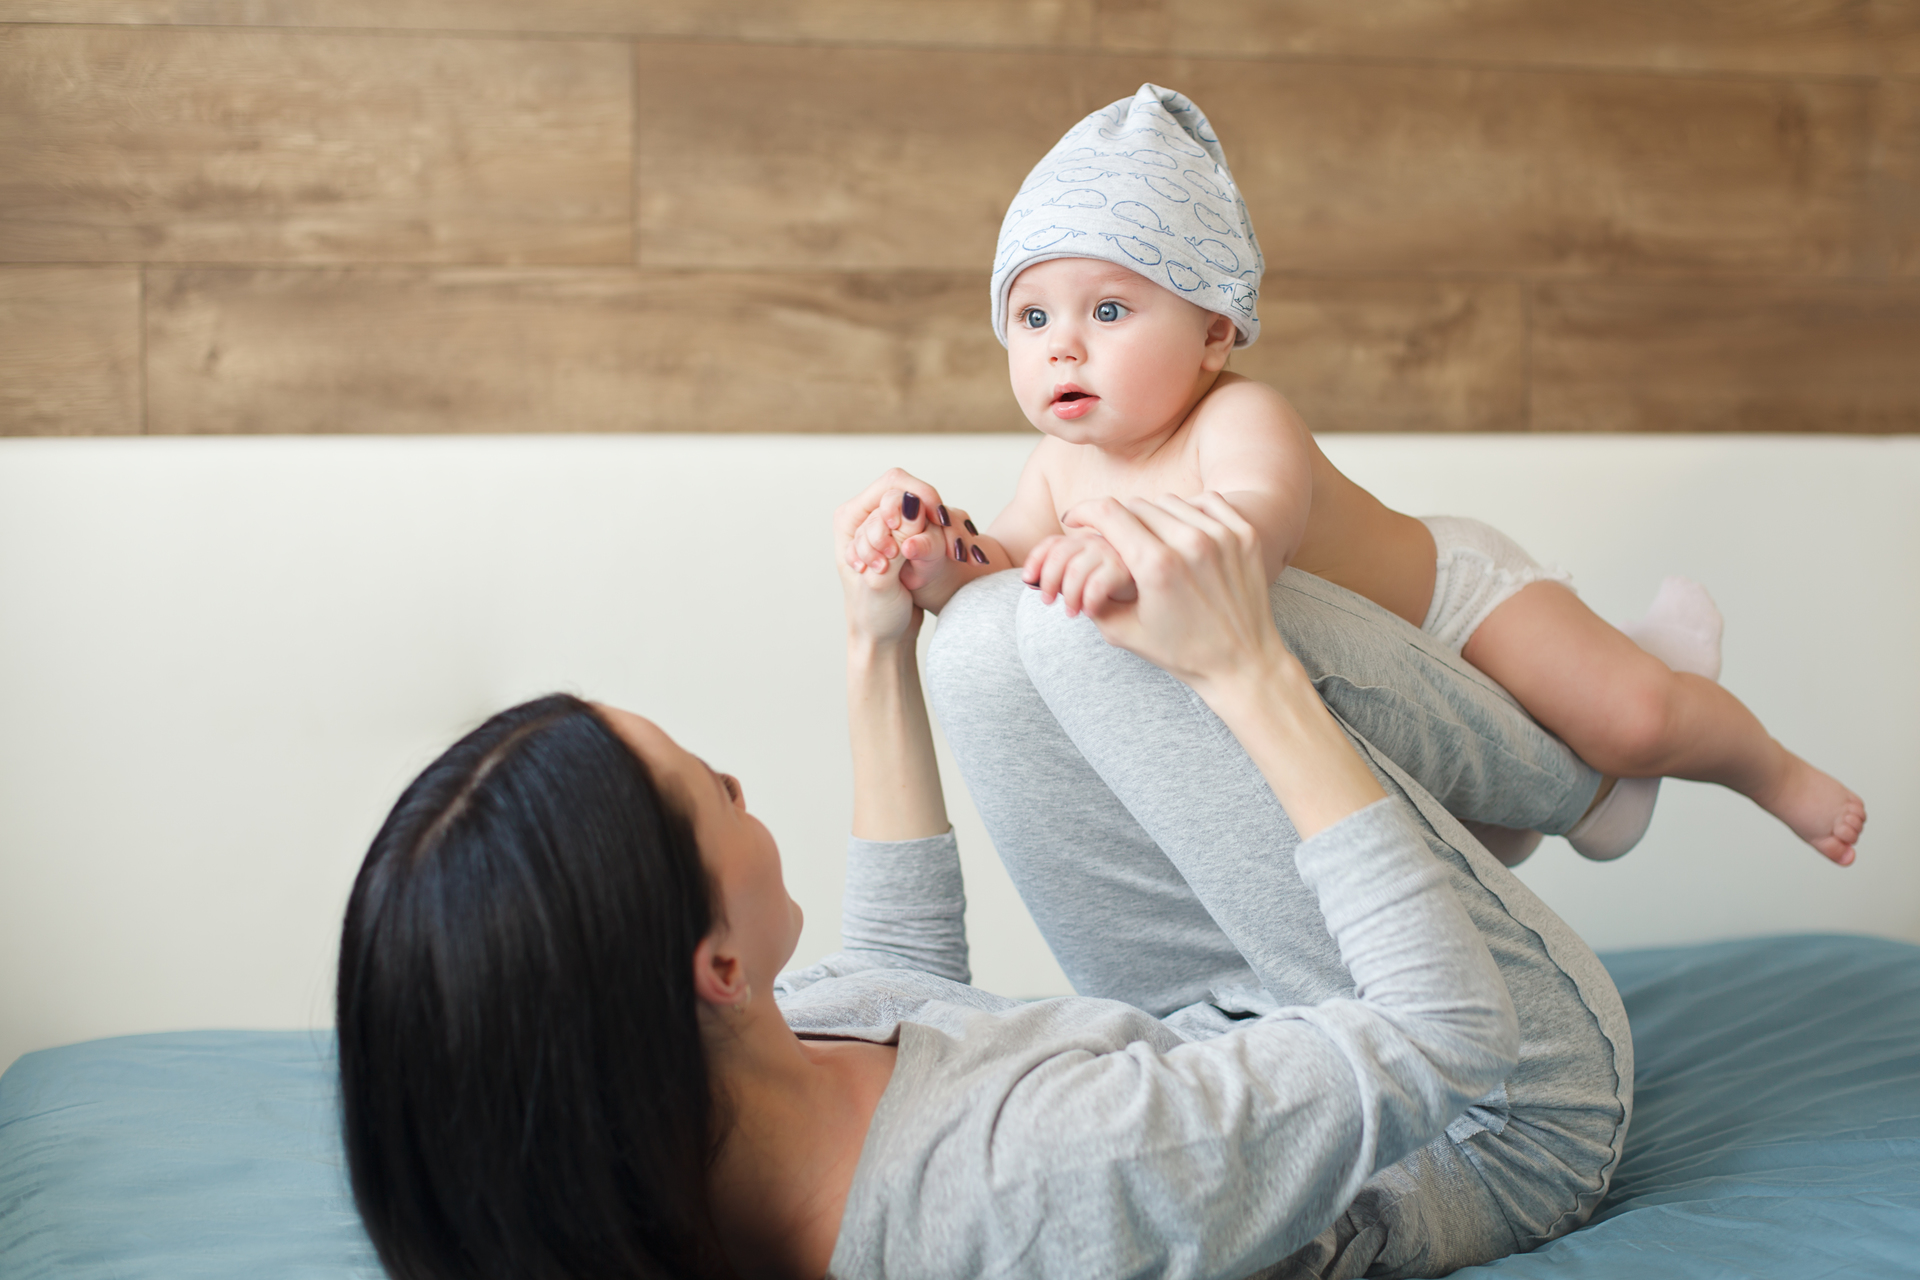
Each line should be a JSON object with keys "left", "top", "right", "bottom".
{"left": 1618, "top": 576, "right": 1723, "bottom": 680}
{"left": 1565, "top": 777, "right": 1660, "bottom": 862}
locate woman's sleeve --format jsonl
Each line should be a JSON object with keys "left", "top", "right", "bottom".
{"left": 830, "top": 831, "right": 971, "bottom": 984}
{"left": 993, "top": 800, "right": 1517, "bottom": 1275}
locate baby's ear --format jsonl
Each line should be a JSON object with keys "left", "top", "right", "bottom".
{"left": 1201, "top": 311, "right": 1237, "bottom": 367}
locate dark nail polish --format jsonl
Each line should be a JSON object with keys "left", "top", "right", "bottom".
{"left": 963, "top": 518, "right": 979, "bottom": 535}
{"left": 901, "top": 492, "right": 921, "bottom": 520}
{"left": 953, "top": 538, "right": 966, "bottom": 561}
{"left": 1025, "top": 578, "right": 1040, "bottom": 589}
{"left": 937, "top": 505, "right": 951, "bottom": 527}
{"left": 971, "top": 544, "right": 990, "bottom": 565}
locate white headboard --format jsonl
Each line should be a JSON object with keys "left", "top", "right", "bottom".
{"left": 2, "top": 434, "right": 1914, "bottom": 1072}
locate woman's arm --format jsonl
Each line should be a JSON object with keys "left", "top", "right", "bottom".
{"left": 846, "top": 629, "right": 947, "bottom": 843}
{"left": 1070, "top": 488, "right": 1600, "bottom": 835}
{"left": 1065, "top": 492, "right": 1384, "bottom": 838}
{"left": 980, "top": 799, "right": 1517, "bottom": 1279}
{"left": 837, "top": 480, "right": 949, "bottom": 843}
{"left": 803, "top": 481, "right": 973, "bottom": 984}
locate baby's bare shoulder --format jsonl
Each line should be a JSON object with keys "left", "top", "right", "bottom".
{"left": 1190, "top": 375, "right": 1311, "bottom": 457}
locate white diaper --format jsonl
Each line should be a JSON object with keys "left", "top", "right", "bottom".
{"left": 1418, "top": 516, "right": 1573, "bottom": 653}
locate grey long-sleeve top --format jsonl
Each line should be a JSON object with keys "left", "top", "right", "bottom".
{"left": 775, "top": 800, "right": 1520, "bottom": 1280}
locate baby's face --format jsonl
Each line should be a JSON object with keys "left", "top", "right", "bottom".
{"left": 1006, "top": 257, "right": 1234, "bottom": 450}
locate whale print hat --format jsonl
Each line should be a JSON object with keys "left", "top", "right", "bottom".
{"left": 990, "top": 84, "right": 1265, "bottom": 348}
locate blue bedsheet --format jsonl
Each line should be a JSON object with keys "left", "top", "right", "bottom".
{"left": 4, "top": 934, "right": 1918, "bottom": 1278}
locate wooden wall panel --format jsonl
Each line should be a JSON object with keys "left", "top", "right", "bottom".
{"left": 0, "top": 266, "right": 141, "bottom": 435}
{"left": 1531, "top": 281, "right": 1920, "bottom": 432}
{"left": 2, "top": 12, "right": 1913, "bottom": 434}
{"left": 1095, "top": 0, "right": 1920, "bottom": 78}
{"left": 139, "top": 267, "right": 1535, "bottom": 434}
{"left": 1229, "top": 278, "right": 1527, "bottom": 432}
{"left": 144, "top": 268, "right": 1016, "bottom": 434}
{"left": 637, "top": 44, "right": 1162, "bottom": 271}
{"left": 1181, "top": 61, "right": 1878, "bottom": 277}
{"left": 0, "top": 1, "right": 1095, "bottom": 47}
{"left": 1883, "top": 78, "right": 1920, "bottom": 275}
{"left": 636, "top": 47, "right": 1878, "bottom": 278}
{"left": 0, "top": 25, "right": 630, "bottom": 264}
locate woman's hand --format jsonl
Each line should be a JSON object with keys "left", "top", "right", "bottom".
{"left": 835, "top": 474, "right": 952, "bottom": 840}
{"left": 1065, "top": 492, "right": 1385, "bottom": 838}
{"left": 842, "top": 467, "right": 1003, "bottom": 616}
{"left": 1062, "top": 492, "right": 1292, "bottom": 700}
{"left": 835, "top": 474, "right": 925, "bottom": 650}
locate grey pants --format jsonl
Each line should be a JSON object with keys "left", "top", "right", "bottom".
{"left": 925, "top": 570, "right": 1633, "bottom": 1278}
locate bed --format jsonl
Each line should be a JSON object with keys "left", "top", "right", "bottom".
{"left": 4, "top": 933, "right": 1916, "bottom": 1278}
{"left": 2, "top": 433, "right": 1915, "bottom": 1275}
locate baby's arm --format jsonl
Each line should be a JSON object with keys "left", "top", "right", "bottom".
{"left": 1001, "top": 446, "right": 1145, "bottom": 619}
{"left": 1187, "top": 378, "right": 1316, "bottom": 583}
{"left": 1031, "top": 379, "right": 1317, "bottom": 617}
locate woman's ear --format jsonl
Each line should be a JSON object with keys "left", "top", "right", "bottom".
{"left": 691, "top": 931, "right": 747, "bottom": 1010}
{"left": 1200, "top": 311, "right": 1238, "bottom": 371}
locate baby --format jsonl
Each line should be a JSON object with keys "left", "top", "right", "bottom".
{"left": 848, "top": 84, "right": 1864, "bottom": 867}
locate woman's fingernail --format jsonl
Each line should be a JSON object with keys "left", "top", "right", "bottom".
{"left": 971, "top": 545, "right": 989, "bottom": 565}
{"left": 901, "top": 493, "right": 921, "bottom": 520}
{"left": 953, "top": 538, "right": 966, "bottom": 561}
{"left": 1025, "top": 578, "right": 1040, "bottom": 589}
{"left": 963, "top": 518, "right": 979, "bottom": 535}
{"left": 937, "top": 505, "right": 951, "bottom": 527}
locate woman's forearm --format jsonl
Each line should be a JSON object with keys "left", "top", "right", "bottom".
{"left": 847, "top": 635, "right": 950, "bottom": 842}
{"left": 1196, "top": 650, "right": 1387, "bottom": 843}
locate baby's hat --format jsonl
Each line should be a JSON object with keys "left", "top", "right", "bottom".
{"left": 990, "top": 84, "right": 1265, "bottom": 348}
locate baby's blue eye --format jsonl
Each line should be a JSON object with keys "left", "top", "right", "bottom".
{"left": 1021, "top": 308, "right": 1048, "bottom": 329}
{"left": 1094, "top": 301, "right": 1128, "bottom": 322}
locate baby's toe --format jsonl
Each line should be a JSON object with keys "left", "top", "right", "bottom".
{"left": 1811, "top": 833, "right": 1856, "bottom": 866}
{"left": 1836, "top": 800, "right": 1867, "bottom": 846}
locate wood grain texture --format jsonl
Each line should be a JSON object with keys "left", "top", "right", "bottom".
{"left": 1231, "top": 278, "right": 1526, "bottom": 432}
{"left": 637, "top": 43, "right": 1165, "bottom": 270}
{"left": 1531, "top": 280, "right": 1920, "bottom": 432}
{"left": 0, "top": 1, "right": 1095, "bottom": 46}
{"left": 0, "top": 267, "right": 142, "bottom": 436}
{"left": 0, "top": 25, "right": 630, "bottom": 264}
{"left": 1095, "top": 0, "right": 1920, "bottom": 77}
{"left": 140, "top": 266, "right": 1531, "bottom": 434}
{"left": 144, "top": 268, "right": 1018, "bottom": 434}
{"left": 1180, "top": 59, "right": 1880, "bottom": 278}
{"left": 1880, "top": 78, "right": 1920, "bottom": 274}
{"left": 636, "top": 44, "right": 1880, "bottom": 277}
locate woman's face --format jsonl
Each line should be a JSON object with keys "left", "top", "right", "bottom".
{"left": 597, "top": 706, "right": 805, "bottom": 992}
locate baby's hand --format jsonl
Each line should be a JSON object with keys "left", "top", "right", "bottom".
{"left": 1022, "top": 529, "right": 1139, "bottom": 619}
{"left": 842, "top": 468, "right": 969, "bottom": 605}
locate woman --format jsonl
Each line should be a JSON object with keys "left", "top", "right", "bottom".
{"left": 337, "top": 493, "right": 1553, "bottom": 1279}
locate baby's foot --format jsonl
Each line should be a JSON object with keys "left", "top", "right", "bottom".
{"left": 1756, "top": 755, "right": 1867, "bottom": 866}
{"left": 1620, "top": 576, "right": 1723, "bottom": 680}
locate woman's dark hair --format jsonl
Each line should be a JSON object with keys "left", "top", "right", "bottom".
{"left": 337, "top": 693, "right": 732, "bottom": 1280}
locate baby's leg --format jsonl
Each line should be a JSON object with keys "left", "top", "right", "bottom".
{"left": 1464, "top": 581, "right": 1866, "bottom": 865}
